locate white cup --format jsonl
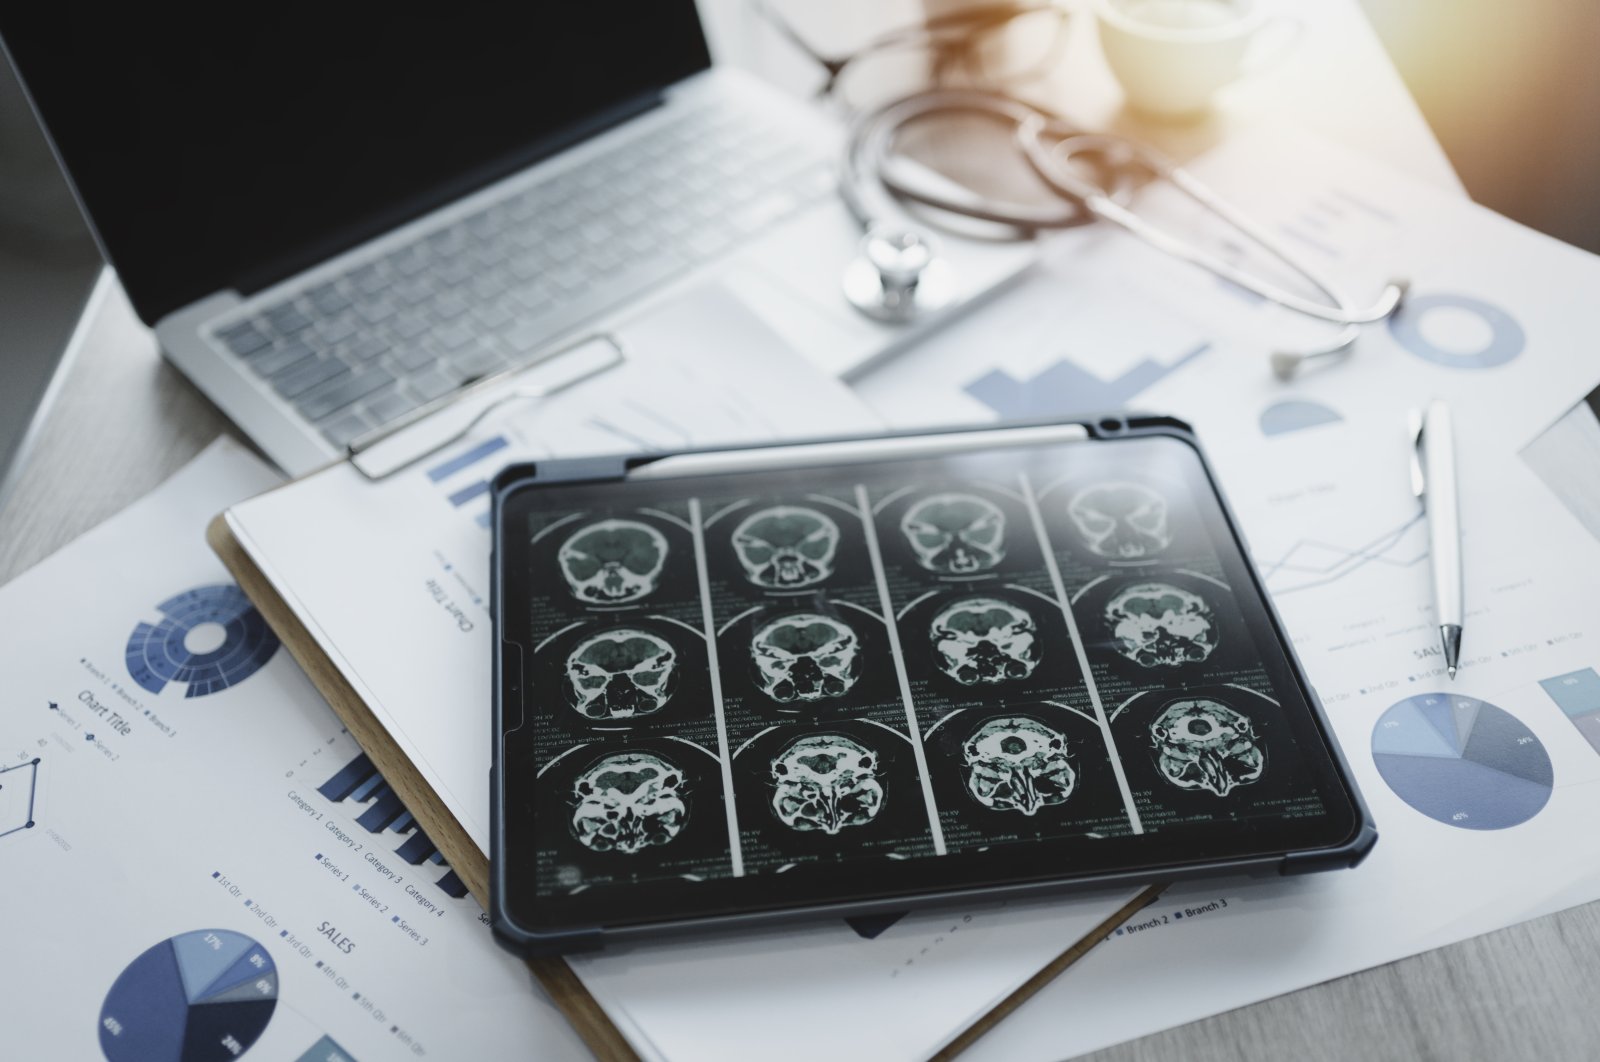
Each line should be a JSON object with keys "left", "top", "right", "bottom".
{"left": 1094, "top": 0, "right": 1299, "bottom": 118}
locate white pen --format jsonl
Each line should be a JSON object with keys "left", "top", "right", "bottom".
{"left": 1412, "top": 400, "right": 1464, "bottom": 678}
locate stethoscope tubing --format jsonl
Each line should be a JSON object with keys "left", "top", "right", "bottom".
{"left": 1015, "top": 120, "right": 1403, "bottom": 326}
{"left": 841, "top": 90, "right": 1403, "bottom": 334}
{"left": 840, "top": 89, "right": 1097, "bottom": 233}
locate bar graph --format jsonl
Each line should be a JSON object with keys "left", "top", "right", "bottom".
{"left": 426, "top": 436, "right": 509, "bottom": 483}
{"left": 964, "top": 342, "right": 1211, "bottom": 420}
{"left": 1539, "top": 668, "right": 1600, "bottom": 755}
{"left": 424, "top": 435, "right": 509, "bottom": 531}
{"left": 318, "top": 753, "right": 469, "bottom": 899}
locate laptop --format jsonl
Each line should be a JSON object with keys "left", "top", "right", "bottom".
{"left": 0, "top": 52, "right": 101, "bottom": 512}
{"left": 0, "top": 6, "right": 1035, "bottom": 476}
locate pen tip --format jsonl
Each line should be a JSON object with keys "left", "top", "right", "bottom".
{"left": 1448, "top": 666, "right": 1457, "bottom": 679}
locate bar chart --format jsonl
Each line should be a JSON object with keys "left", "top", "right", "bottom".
{"left": 318, "top": 752, "right": 469, "bottom": 899}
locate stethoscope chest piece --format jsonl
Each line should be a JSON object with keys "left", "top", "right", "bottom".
{"left": 843, "top": 226, "right": 956, "bottom": 323}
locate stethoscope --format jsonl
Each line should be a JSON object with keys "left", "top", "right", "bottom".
{"left": 839, "top": 90, "right": 1407, "bottom": 379}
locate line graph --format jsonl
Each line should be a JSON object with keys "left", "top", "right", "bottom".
{"left": 0, "top": 757, "right": 40, "bottom": 839}
{"left": 1257, "top": 511, "right": 1427, "bottom": 595}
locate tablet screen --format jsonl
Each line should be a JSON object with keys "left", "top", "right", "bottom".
{"left": 496, "top": 432, "right": 1362, "bottom": 935}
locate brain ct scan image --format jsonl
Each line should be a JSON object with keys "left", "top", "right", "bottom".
{"left": 565, "top": 628, "right": 678, "bottom": 721}
{"left": 962, "top": 716, "right": 1076, "bottom": 815}
{"left": 1104, "top": 582, "right": 1218, "bottom": 668}
{"left": 770, "top": 733, "right": 885, "bottom": 835}
{"left": 558, "top": 518, "right": 668, "bottom": 604}
{"left": 930, "top": 596, "right": 1041, "bottom": 686}
{"left": 731, "top": 505, "right": 841, "bottom": 589}
{"left": 900, "top": 492, "right": 1007, "bottom": 574}
{"left": 570, "top": 751, "right": 689, "bottom": 854}
{"left": 1067, "top": 482, "right": 1171, "bottom": 560}
{"left": 750, "top": 613, "right": 862, "bottom": 703}
{"left": 1150, "top": 699, "right": 1264, "bottom": 796}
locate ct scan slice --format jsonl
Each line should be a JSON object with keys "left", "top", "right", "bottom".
{"left": 930, "top": 596, "right": 1041, "bottom": 685}
{"left": 1149, "top": 698, "right": 1265, "bottom": 796}
{"left": 1067, "top": 482, "right": 1172, "bottom": 560}
{"left": 750, "top": 612, "right": 862, "bottom": 703}
{"left": 769, "top": 733, "right": 885, "bottom": 835}
{"left": 1103, "top": 581, "right": 1219, "bottom": 668}
{"left": 962, "top": 715, "right": 1076, "bottom": 816}
{"left": 557, "top": 518, "right": 669, "bottom": 604}
{"left": 899, "top": 492, "right": 1007, "bottom": 574}
{"left": 564, "top": 628, "right": 679, "bottom": 721}
{"left": 730, "top": 505, "right": 840, "bottom": 589}
{"left": 570, "top": 751, "right": 689, "bottom": 854}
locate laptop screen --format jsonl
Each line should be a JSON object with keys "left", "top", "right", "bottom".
{"left": 0, "top": 7, "right": 711, "bottom": 325}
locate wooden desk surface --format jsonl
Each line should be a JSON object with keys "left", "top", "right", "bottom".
{"left": 7, "top": 3, "right": 1597, "bottom": 1059}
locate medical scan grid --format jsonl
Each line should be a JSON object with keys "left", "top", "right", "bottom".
{"left": 513, "top": 440, "right": 1334, "bottom": 898}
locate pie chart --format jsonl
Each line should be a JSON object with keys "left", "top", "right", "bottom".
{"left": 125, "top": 585, "right": 280, "bottom": 698}
{"left": 99, "top": 929, "right": 277, "bottom": 1061}
{"left": 1372, "top": 694, "right": 1553, "bottom": 830}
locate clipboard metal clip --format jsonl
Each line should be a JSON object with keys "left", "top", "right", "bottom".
{"left": 345, "top": 333, "right": 627, "bottom": 482}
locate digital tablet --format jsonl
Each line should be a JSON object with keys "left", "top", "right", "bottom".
{"left": 490, "top": 417, "right": 1375, "bottom": 954}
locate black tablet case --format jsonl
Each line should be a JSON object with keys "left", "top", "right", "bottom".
{"left": 489, "top": 415, "right": 1377, "bottom": 954}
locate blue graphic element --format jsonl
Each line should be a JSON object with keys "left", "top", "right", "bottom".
{"left": 426, "top": 435, "right": 508, "bottom": 530}
{"left": 200, "top": 948, "right": 281, "bottom": 1002}
{"left": 172, "top": 929, "right": 253, "bottom": 1001}
{"left": 1371, "top": 712, "right": 1458, "bottom": 760}
{"left": 296, "top": 1036, "right": 358, "bottom": 1062}
{"left": 1539, "top": 668, "right": 1600, "bottom": 756}
{"left": 319, "top": 752, "right": 471, "bottom": 899}
{"left": 1388, "top": 293, "right": 1525, "bottom": 369}
{"left": 426, "top": 434, "right": 508, "bottom": 482}
{"left": 125, "top": 585, "right": 280, "bottom": 697}
{"left": 965, "top": 343, "right": 1211, "bottom": 418}
{"left": 1372, "top": 694, "right": 1552, "bottom": 830}
{"left": 100, "top": 929, "right": 277, "bottom": 1062}
{"left": 447, "top": 479, "right": 491, "bottom": 507}
{"left": 0, "top": 757, "right": 40, "bottom": 838}
{"left": 1259, "top": 399, "right": 1344, "bottom": 437}
{"left": 1539, "top": 668, "right": 1600, "bottom": 718}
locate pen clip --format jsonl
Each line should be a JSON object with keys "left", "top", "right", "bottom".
{"left": 1409, "top": 407, "right": 1427, "bottom": 500}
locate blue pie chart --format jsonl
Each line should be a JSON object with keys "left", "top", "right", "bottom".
{"left": 99, "top": 929, "right": 277, "bottom": 1061}
{"left": 125, "top": 585, "right": 280, "bottom": 698}
{"left": 1371, "top": 694, "right": 1552, "bottom": 830}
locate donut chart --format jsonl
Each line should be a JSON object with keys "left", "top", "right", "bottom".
{"left": 1387, "top": 293, "right": 1525, "bottom": 370}
{"left": 1372, "top": 694, "right": 1553, "bottom": 830}
{"left": 99, "top": 929, "right": 277, "bottom": 1061}
{"left": 125, "top": 585, "right": 280, "bottom": 698}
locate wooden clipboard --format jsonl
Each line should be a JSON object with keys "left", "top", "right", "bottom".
{"left": 208, "top": 512, "right": 1163, "bottom": 1061}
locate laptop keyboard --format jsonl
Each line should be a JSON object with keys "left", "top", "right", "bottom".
{"left": 210, "top": 97, "right": 836, "bottom": 449}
